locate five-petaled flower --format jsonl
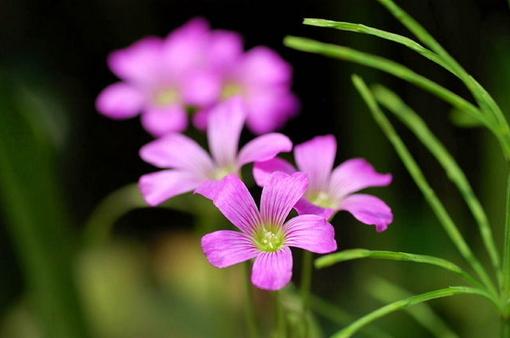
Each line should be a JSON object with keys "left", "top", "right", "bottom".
{"left": 139, "top": 98, "right": 292, "bottom": 206}
{"left": 253, "top": 135, "right": 393, "bottom": 231}
{"left": 200, "top": 172, "right": 337, "bottom": 290}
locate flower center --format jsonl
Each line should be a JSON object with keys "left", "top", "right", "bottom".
{"left": 153, "top": 88, "right": 180, "bottom": 107}
{"left": 210, "top": 165, "right": 238, "bottom": 180}
{"left": 307, "top": 191, "right": 338, "bottom": 209}
{"left": 221, "top": 82, "right": 244, "bottom": 99}
{"left": 253, "top": 225, "right": 285, "bottom": 252}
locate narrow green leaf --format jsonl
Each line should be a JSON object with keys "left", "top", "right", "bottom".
{"left": 351, "top": 75, "right": 497, "bottom": 298}
{"left": 367, "top": 277, "right": 459, "bottom": 338}
{"left": 283, "top": 36, "right": 497, "bottom": 134}
{"left": 372, "top": 84, "right": 501, "bottom": 283}
{"left": 449, "top": 108, "right": 483, "bottom": 128}
{"left": 331, "top": 286, "right": 492, "bottom": 338}
{"left": 0, "top": 79, "right": 90, "bottom": 338}
{"left": 303, "top": 18, "right": 454, "bottom": 74}
{"left": 375, "top": 0, "right": 510, "bottom": 157}
{"left": 315, "top": 249, "right": 476, "bottom": 285}
{"left": 309, "top": 295, "right": 394, "bottom": 338}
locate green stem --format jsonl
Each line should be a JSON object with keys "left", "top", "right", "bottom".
{"left": 502, "top": 316, "right": 510, "bottom": 338}
{"left": 503, "top": 168, "right": 510, "bottom": 309}
{"left": 275, "top": 291, "right": 287, "bottom": 338}
{"left": 244, "top": 263, "right": 259, "bottom": 338}
{"left": 83, "top": 183, "right": 145, "bottom": 246}
{"left": 300, "top": 251, "right": 313, "bottom": 337}
{"left": 352, "top": 75, "right": 498, "bottom": 297}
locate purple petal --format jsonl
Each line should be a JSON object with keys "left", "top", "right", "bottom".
{"left": 208, "top": 30, "right": 244, "bottom": 70}
{"left": 194, "top": 178, "right": 228, "bottom": 200}
{"left": 294, "top": 198, "right": 335, "bottom": 220}
{"left": 238, "top": 133, "right": 292, "bottom": 166}
{"left": 204, "top": 175, "right": 260, "bottom": 234}
{"left": 162, "top": 18, "right": 210, "bottom": 73}
{"left": 240, "top": 47, "right": 292, "bottom": 86}
{"left": 139, "top": 170, "right": 201, "bottom": 206}
{"left": 295, "top": 135, "right": 336, "bottom": 191}
{"left": 253, "top": 158, "right": 296, "bottom": 187}
{"left": 260, "top": 172, "right": 308, "bottom": 226}
{"left": 207, "top": 97, "right": 246, "bottom": 167}
{"left": 340, "top": 194, "right": 393, "bottom": 232}
{"left": 251, "top": 247, "right": 293, "bottom": 291}
{"left": 182, "top": 71, "right": 222, "bottom": 106}
{"left": 96, "top": 83, "right": 144, "bottom": 119}
{"left": 201, "top": 230, "right": 258, "bottom": 268}
{"left": 245, "top": 90, "right": 299, "bottom": 134}
{"left": 107, "top": 36, "right": 163, "bottom": 85}
{"left": 192, "top": 108, "right": 209, "bottom": 131}
{"left": 284, "top": 214, "right": 337, "bottom": 254}
{"left": 139, "top": 134, "right": 213, "bottom": 175}
{"left": 329, "top": 158, "right": 392, "bottom": 198}
{"left": 141, "top": 105, "right": 188, "bottom": 136}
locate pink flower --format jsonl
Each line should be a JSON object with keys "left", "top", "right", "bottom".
{"left": 138, "top": 98, "right": 292, "bottom": 206}
{"left": 193, "top": 46, "right": 299, "bottom": 135}
{"left": 253, "top": 135, "right": 393, "bottom": 232}
{"left": 200, "top": 172, "right": 337, "bottom": 290}
{"left": 96, "top": 18, "right": 240, "bottom": 136}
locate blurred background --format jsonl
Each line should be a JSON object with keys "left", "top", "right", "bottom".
{"left": 1, "top": 0, "right": 509, "bottom": 337}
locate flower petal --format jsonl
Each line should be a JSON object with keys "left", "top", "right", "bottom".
{"left": 162, "top": 18, "right": 210, "bottom": 74}
{"left": 245, "top": 90, "right": 299, "bottom": 134}
{"left": 240, "top": 47, "right": 292, "bottom": 86}
{"left": 201, "top": 230, "right": 258, "bottom": 268}
{"left": 284, "top": 215, "right": 337, "bottom": 253}
{"left": 182, "top": 71, "right": 222, "bottom": 106}
{"left": 107, "top": 36, "right": 163, "bottom": 85}
{"left": 253, "top": 158, "right": 296, "bottom": 187}
{"left": 238, "top": 133, "right": 292, "bottom": 166}
{"left": 207, "top": 97, "right": 246, "bottom": 167}
{"left": 260, "top": 172, "right": 308, "bottom": 226}
{"left": 202, "top": 175, "right": 260, "bottom": 234}
{"left": 340, "top": 194, "right": 393, "bottom": 232}
{"left": 194, "top": 178, "right": 228, "bottom": 201}
{"left": 192, "top": 108, "right": 209, "bottom": 131}
{"left": 329, "top": 158, "right": 392, "bottom": 198}
{"left": 96, "top": 83, "right": 144, "bottom": 119}
{"left": 139, "top": 170, "right": 201, "bottom": 206}
{"left": 208, "top": 30, "right": 244, "bottom": 70}
{"left": 294, "top": 198, "right": 335, "bottom": 219}
{"left": 141, "top": 105, "right": 188, "bottom": 136}
{"left": 139, "top": 133, "right": 214, "bottom": 175}
{"left": 295, "top": 135, "right": 336, "bottom": 191}
{"left": 251, "top": 247, "right": 293, "bottom": 291}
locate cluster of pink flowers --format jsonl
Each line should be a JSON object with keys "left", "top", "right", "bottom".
{"left": 96, "top": 18, "right": 298, "bottom": 136}
{"left": 97, "top": 19, "right": 393, "bottom": 291}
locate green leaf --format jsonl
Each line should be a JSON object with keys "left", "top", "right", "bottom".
{"left": 331, "top": 286, "right": 492, "bottom": 338}
{"left": 302, "top": 18, "right": 454, "bottom": 74}
{"left": 372, "top": 84, "right": 501, "bottom": 282}
{"left": 283, "top": 36, "right": 496, "bottom": 134}
{"left": 449, "top": 108, "right": 483, "bottom": 128}
{"left": 315, "top": 249, "right": 477, "bottom": 285}
{"left": 367, "top": 277, "right": 459, "bottom": 338}
{"left": 0, "top": 75, "right": 90, "bottom": 337}
{"left": 374, "top": 0, "right": 510, "bottom": 157}
{"left": 351, "top": 74, "right": 497, "bottom": 298}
